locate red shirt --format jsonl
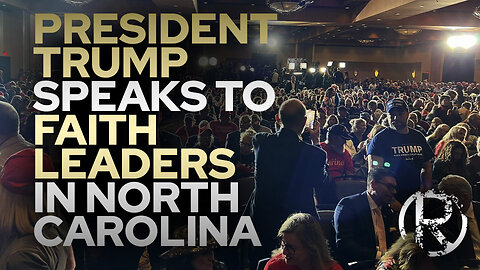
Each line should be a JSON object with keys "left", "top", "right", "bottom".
{"left": 209, "top": 120, "right": 238, "bottom": 146}
{"left": 265, "top": 254, "right": 343, "bottom": 270}
{"left": 320, "top": 142, "right": 354, "bottom": 181}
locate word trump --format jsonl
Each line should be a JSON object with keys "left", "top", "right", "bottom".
{"left": 34, "top": 13, "right": 277, "bottom": 78}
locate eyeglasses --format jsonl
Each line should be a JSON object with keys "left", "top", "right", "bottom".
{"left": 376, "top": 181, "right": 397, "bottom": 192}
{"left": 281, "top": 240, "right": 296, "bottom": 255}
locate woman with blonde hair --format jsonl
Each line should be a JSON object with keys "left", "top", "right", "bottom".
{"left": 434, "top": 125, "right": 467, "bottom": 156}
{"left": 376, "top": 234, "right": 436, "bottom": 270}
{"left": 265, "top": 213, "right": 342, "bottom": 270}
{"left": 426, "top": 124, "right": 450, "bottom": 150}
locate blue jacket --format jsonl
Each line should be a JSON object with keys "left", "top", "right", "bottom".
{"left": 334, "top": 192, "right": 393, "bottom": 265}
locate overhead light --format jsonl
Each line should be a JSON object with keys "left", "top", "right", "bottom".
{"left": 447, "top": 34, "right": 477, "bottom": 49}
{"left": 339, "top": 62, "right": 346, "bottom": 68}
{"left": 250, "top": 67, "right": 255, "bottom": 72}
{"left": 320, "top": 67, "right": 327, "bottom": 73}
{"left": 198, "top": 57, "right": 208, "bottom": 67}
{"left": 358, "top": 39, "right": 374, "bottom": 44}
{"left": 266, "top": 0, "right": 314, "bottom": 14}
{"left": 376, "top": 18, "right": 381, "bottom": 21}
{"left": 374, "top": 70, "right": 379, "bottom": 78}
{"left": 240, "top": 65, "right": 246, "bottom": 71}
{"left": 293, "top": 72, "right": 303, "bottom": 75}
{"left": 308, "top": 67, "right": 316, "bottom": 73}
{"left": 420, "top": 5, "right": 424, "bottom": 8}
{"left": 395, "top": 13, "right": 400, "bottom": 16}
{"left": 209, "top": 57, "right": 218, "bottom": 66}
{"left": 327, "top": 61, "right": 333, "bottom": 67}
{"left": 394, "top": 28, "right": 422, "bottom": 35}
{"left": 345, "top": 6, "right": 350, "bottom": 10}
{"left": 288, "top": 63, "right": 295, "bottom": 70}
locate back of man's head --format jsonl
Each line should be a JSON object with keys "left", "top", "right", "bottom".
{"left": 0, "top": 101, "right": 19, "bottom": 138}
{"left": 279, "top": 98, "right": 306, "bottom": 130}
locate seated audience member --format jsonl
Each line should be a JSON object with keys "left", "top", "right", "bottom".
{"left": 320, "top": 124, "right": 354, "bottom": 182}
{"left": 457, "top": 122, "right": 478, "bottom": 155}
{"left": 251, "top": 113, "right": 272, "bottom": 134}
{"left": 426, "top": 117, "right": 443, "bottom": 136}
{"left": 466, "top": 113, "right": 480, "bottom": 137}
{"left": 233, "top": 128, "right": 256, "bottom": 177}
{"left": 376, "top": 234, "right": 436, "bottom": 270}
{"left": 467, "top": 137, "right": 480, "bottom": 184}
{"left": 433, "top": 140, "right": 473, "bottom": 187}
{"left": 225, "top": 114, "right": 252, "bottom": 151}
{"left": 209, "top": 109, "right": 239, "bottom": 146}
{"left": 185, "top": 121, "right": 220, "bottom": 148}
{"left": 426, "top": 124, "right": 450, "bottom": 151}
{"left": 0, "top": 101, "right": 33, "bottom": 169}
{"left": 321, "top": 115, "right": 339, "bottom": 142}
{"left": 337, "top": 106, "right": 351, "bottom": 132}
{"left": 426, "top": 95, "right": 462, "bottom": 127}
{"left": 349, "top": 118, "right": 367, "bottom": 150}
{"left": 265, "top": 213, "right": 342, "bottom": 270}
{"left": 0, "top": 149, "right": 75, "bottom": 270}
{"left": 434, "top": 125, "right": 467, "bottom": 156}
{"left": 334, "top": 167, "right": 397, "bottom": 267}
{"left": 195, "top": 126, "right": 216, "bottom": 154}
{"left": 175, "top": 113, "right": 199, "bottom": 146}
{"left": 437, "top": 175, "right": 480, "bottom": 264}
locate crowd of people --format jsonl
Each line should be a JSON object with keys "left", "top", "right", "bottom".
{"left": 0, "top": 65, "right": 480, "bottom": 270}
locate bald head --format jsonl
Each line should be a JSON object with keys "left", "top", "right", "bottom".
{"left": 0, "top": 101, "right": 19, "bottom": 137}
{"left": 279, "top": 98, "right": 306, "bottom": 133}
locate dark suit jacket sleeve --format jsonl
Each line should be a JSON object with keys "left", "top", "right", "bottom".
{"left": 334, "top": 197, "right": 375, "bottom": 263}
{"left": 315, "top": 150, "right": 335, "bottom": 205}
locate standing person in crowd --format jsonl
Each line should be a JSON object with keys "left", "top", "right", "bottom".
{"left": 320, "top": 125, "right": 354, "bottom": 182}
{"left": 321, "top": 115, "right": 339, "bottom": 142}
{"left": 0, "top": 101, "right": 33, "bottom": 169}
{"left": 336, "top": 106, "right": 351, "bottom": 132}
{"left": 265, "top": 213, "right": 342, "bottom": 270}
{"left": 334, "top": 167, "right": 397, "bottom": 268}
{"left": 367, "top": 98, "right": 434, "bottom": 204}
{"left": 250, "top": 99, "right": 330, "bottom": 269}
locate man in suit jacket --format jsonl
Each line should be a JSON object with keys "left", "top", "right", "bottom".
{"left": 334, "top": 167, "right": 397, "bottom": 267}
{"left": 249, "top": 98, "right": 330, "bottom": 268}
{"left": 225, "top": 115, "right": 252, "bottom": 154}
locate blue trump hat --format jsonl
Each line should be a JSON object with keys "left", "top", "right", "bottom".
{"left": 386, "top": 98, "right": 408, "bottom": 113}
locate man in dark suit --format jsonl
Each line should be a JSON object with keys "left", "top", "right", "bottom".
{"left": 285, "top": 75, "right": 299, "bottom": 93}
{"left": 334, "top": 167, "right": 397, "bottom": 267}
{"left": 249, "top": 98, "right": 330, "bottom": 268}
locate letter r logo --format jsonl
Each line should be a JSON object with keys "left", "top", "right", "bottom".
{"left": 398, "top": 190, "right": 468, "bottom": 257}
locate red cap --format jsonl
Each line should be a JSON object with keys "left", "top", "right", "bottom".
{"left": 1, "top": 148, "right": 55, "bottom": 195}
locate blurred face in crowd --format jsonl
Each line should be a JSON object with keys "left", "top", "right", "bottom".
{"left": 345, "top": 98, "right": 353, "bottom": 108}
{"left": 371, "top": 176, "right": 397, "bottom": 205}
{"left": 388, "top": 108, "right": 409, "bottom": 131}
{"left": 185, "top": 117, "right": 194, "bottom": 128}
{"left": 239, "top": 116, "right": 251, "bottom": 131}
{"left": 199, "top": 131, "right": 213, "bottom": 148}
{"left": 355, "top": 120, "right": 367, "bottom": 135}
{"left": 452, "top": 145, "right": 467, "bottom": 164}
{"left": 281, "top": 233, "right": 310, "bottom": 267}
{"left": 441, "top": 96, "right": 452, "bottom": 108}
{"left": 240, "top": 135, "right": 254, "bottom": 155}
{"left": 220, "top": 112, "right": 230, "bottom": 124}
{"left": 327, "top": 116, "right": 338, "bottom": 126}
{"left": 338, "top": 109, "right": 348, "bottom": 119}
{"left": 456, "top": 128, "right": 467, "bottom": 141}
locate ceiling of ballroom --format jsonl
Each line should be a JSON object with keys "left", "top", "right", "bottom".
{"left": 1, "top": 0, "right": 479, "bottom": 47}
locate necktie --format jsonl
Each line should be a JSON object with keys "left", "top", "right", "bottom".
{"left": 373, "top": 207, "right": 387, "bottom": 255}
